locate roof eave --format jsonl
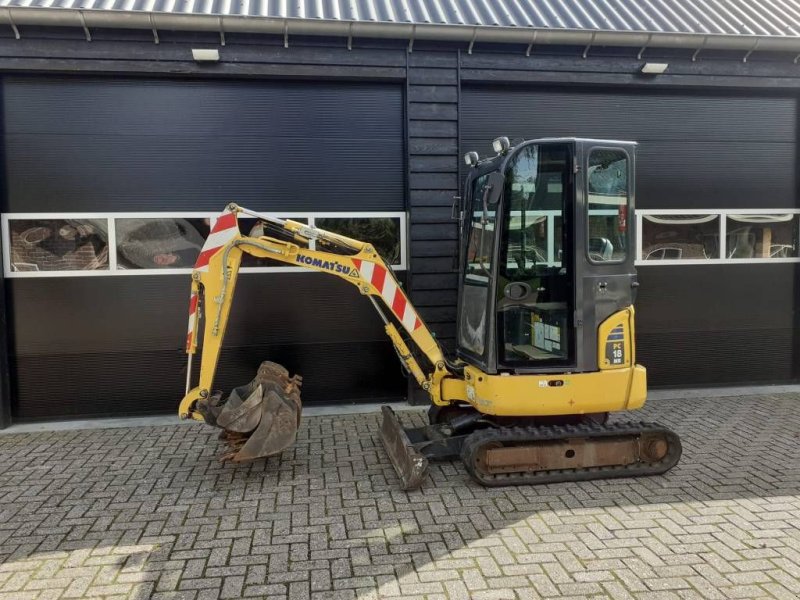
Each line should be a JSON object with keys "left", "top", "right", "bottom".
{"left": 1, "top": 8, "right": 799, "bottom": 53}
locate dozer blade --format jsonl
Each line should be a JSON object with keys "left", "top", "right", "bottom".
{"left": 379, "top": 405, "right": 429, "bottom": 490}
{"left": 198, "top": 360, "right": 303, "bottom": 463}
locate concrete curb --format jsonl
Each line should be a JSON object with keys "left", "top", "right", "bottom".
{"left": 1, "top": 384, "right": 798, "bottom": 435}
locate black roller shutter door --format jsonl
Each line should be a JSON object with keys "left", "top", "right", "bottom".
{"left": 461, "top": 86, "right": 797, "bottom": 386}
{"left": 3, "top": 76, "right": 406, "bottom": 420}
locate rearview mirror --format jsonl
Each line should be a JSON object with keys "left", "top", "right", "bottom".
{"left": 486, "top": 171, "right": 505, "bottom": 205}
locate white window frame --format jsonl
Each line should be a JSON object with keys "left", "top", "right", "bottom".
{"left": 1, "top": 211, "right": 408, "bottom": 278}
{"left": 636, "top": 208, "right": 800, "bottom": 266}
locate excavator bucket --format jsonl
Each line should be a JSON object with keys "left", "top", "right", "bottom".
{"left": 197, "top": 361, "right": 302, "bottom": 462}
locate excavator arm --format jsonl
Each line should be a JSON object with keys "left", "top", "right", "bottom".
{"left": 178, "top": 204, "right": 455, "bottom": 473}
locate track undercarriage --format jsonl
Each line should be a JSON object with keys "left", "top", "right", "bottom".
{"left": 380, "top": 405, "right": 681, "bottom": 489}
{"left": 191, "top": 357, "right": 680, "bottom": 490}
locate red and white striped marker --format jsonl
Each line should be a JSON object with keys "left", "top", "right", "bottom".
{"left": 186, "top": 209, "right": 240, "bottom": 352}
{"left": 352, "top": 258, "right": 421, "bottom": 333}
{"left": 194, "top": 210, "right": 239, "bottom": 271}
{"left": 186, "top": 291, "right": 199, "bottom": 352}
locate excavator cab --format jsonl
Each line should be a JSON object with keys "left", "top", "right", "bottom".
{"left": 458, "top": 138, "right": 637, "bottom": 377}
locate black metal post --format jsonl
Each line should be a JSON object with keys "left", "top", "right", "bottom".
{"left": 0, "top": 272, "right": 11, "bottom": 430}
{"left": 0, "top": 80, "right": 10, "bottom": 429}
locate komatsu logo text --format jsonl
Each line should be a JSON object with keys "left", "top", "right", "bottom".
{"left": 296, "top": 254, "right": 352, "bottom": 274}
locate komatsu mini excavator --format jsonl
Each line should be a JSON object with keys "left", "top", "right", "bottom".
{"left": 179, "top": 137, "right": 681, "bottom": 489}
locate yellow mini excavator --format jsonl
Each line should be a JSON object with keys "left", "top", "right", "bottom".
{"left": 179, "top": 137, "right": 681, "bottom": 489}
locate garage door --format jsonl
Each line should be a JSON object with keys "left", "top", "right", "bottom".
{"left": 3, "top": 76, "right": 407, "bottom": 420}
{"left": 462, "top": 86, "right": 798, "bottom": 386}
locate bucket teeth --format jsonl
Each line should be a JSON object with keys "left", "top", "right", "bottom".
{"left": 197, "top": 360, "right": 302, "bottom": 463}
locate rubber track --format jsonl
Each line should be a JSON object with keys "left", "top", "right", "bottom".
{"left": 460, "top": 420, "right": 682, "bottom": 487}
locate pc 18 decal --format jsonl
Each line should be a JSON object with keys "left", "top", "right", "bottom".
{"left": 605, "top": 324, "right": 626, "bottom": 365}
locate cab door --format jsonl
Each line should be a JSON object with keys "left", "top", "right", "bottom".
{"left": 456, "top": 164, "right": 503, "bottom": 368}
{"left": 494, "top": 142, "right": 576, "bottom": 372}
{"left": 577, "top": 142, "right": 638, "bottom": 372}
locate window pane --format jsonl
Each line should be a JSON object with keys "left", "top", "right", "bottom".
{"left": 502, "top": 145, "right": 556, "bottom": 274}
{"left": 554, "top": 215, "right": 564, "bottom": 267}
{"left": 316, "top": 217, "right": 401, "bottom": 265}
{"left": 116, "top": 218, "right": 209, "bottom": 269}
{"left": 498, "top": 143, "right": 572, "bottom": 366}
{"left": 460, "top": 173, "right": 495, "bottom": 356}
{"left": 505, "top": 210, "right": 549, "bottom": 266}
{"left": 588, "top": 149, "right": 629, "bottom": 262}
{"left": 239, "top": 217, "right": 309, "bottom": 268}
{"left": 465, "top": 174, "right": 495, "bottom": 280}
{"left": 726, "top": 214, "right": 799, "bottom": 259}
{"left": 9, "top": 218, "right": 109, "bottom": 271}
{"left": 641, "top": 215, "right": 720, "bottom": 260}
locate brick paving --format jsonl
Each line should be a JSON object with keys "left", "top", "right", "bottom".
{"left": 0, "top": 392, "right": 798, "bottom": 600}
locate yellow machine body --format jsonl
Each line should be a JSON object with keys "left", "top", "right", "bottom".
{"left": 439, "top": 307, "right": 646, "bottom": 416}
{"left": 452, "top": 363, "right": 647, "bottom": 416}
{"left": 179, "top": 206, "right": 647, "bottom": 425}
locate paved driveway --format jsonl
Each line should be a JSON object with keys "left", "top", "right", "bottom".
{"left": 1, "top": 393, "right": 798, "bottom": 599}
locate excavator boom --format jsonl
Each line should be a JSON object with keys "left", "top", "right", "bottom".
{"left": 180, "top": 204, "right": 451, "bottom": 479}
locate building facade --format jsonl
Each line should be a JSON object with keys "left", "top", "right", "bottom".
{"left": 1, "top": 1, "right": 799, "bottom": 426}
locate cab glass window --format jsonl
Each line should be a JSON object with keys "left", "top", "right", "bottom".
{"left": 497, "top": 144, "right": 572, "bottom": 366}
{"left": 464, "top": 174, "right": 495, "bottom": 279}
{"left": 587, "top": 148, "right": 629, "bottom": 263}
{"left": 502, "top": 145, "right": 555, "bottom": 273}
{"left": 459, "top": 173, "right": 495, "bottom": 357}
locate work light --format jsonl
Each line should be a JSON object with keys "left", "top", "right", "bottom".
{"left": 492, "top": 136, "right": 510, "bottom": 155}
{"left": 464, "top": 151, "right": 479, "bottom": 167}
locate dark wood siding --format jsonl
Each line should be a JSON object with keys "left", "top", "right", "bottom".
{"left": 406, "top": 51, "right": 460, "bottom": 350}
